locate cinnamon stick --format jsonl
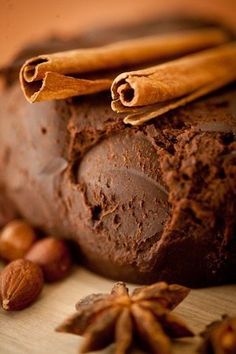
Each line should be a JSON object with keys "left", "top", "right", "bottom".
{"left": 19, "top": 28, "right": 228, "bottom": 103}
{"left": 111, "top": 42, "right": 236, "bottom": 125}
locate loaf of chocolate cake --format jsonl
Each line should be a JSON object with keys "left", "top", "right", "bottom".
{"left": 0, "top": 19, "right": 235, "bottom": 287}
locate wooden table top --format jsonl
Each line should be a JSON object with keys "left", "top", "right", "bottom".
{"left": 0, "top": 266, "right": 235, "bottom": 354}
{"left": 1, "top": 1, "right": 236, "bottom": 353}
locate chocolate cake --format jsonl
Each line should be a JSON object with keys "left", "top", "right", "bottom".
{"left": 0, "top": 19, "right": 235, "bottom": 287}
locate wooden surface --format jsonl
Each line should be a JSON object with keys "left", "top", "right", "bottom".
{"left": 0, "top": 0, "right": 236, "bottom": 354}
{"left": 1, "top": 3, "right": 236, "bottom": 352}
{"left": 0, "top": 265, "right": 235, "bottom": 354}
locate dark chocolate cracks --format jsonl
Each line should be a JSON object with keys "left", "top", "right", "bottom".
{"left": 0, "top": 19, "right": 236, "bottom": 287}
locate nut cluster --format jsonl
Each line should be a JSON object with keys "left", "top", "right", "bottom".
{"left": 0, "top": 219, "right": 73, "bottom": 311}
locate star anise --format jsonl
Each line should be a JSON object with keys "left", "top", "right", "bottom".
{"left": 199, "top": 315, "right": 236, "bottom": 354}
{"left": 56, "top": 281, "right": 193, "bottom": 354}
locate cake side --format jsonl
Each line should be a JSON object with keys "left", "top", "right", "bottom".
{"left": 0, "top": 19, "right": 235, "bottom": 287}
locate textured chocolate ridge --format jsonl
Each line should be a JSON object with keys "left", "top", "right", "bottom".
{"left": 0, "top": 19, "right": 235, "bottom": 286}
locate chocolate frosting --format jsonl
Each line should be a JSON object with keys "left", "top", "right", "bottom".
{"left": 0, "top": 19, "right": 235, "bottom": 287}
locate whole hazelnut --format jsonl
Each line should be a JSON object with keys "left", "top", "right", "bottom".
{"left": 25, "top": 238, "right": 72, "bottom": 282}
{"left": 0, "top": 220, "right": 36, "bottom": 262}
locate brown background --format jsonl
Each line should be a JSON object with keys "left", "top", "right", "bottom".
{"left": 0, "top": 1, "right": 236, "bottom": 354}
{"left": 1, "top": 0, "right": 236, "bottom": 66}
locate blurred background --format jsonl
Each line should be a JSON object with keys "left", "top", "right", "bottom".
{"left": 1, "top": 0, "right": 236, "bottom": 66}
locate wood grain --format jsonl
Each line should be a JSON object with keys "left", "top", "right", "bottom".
{"left": 0, "top": 265, "right": 235, "bottom": 354}
{"left": 1, "top": 2, "right": 236, "bottom": 353}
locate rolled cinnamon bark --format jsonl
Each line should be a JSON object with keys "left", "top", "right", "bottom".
{"left": 2, "top": 18, "right": 236, "bottom": 287}
{"left": 111, "top": 42, "right": 236, "bottom": 125}
{"left": 19, "top": 28, "right": 228, "bottom": 103}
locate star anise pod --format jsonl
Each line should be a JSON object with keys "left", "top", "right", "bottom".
{"left": 56, "top": 281, "right": 193, "bottom": 354}
{"left": 199, "top": 315, "right": 236, "bottom": 354}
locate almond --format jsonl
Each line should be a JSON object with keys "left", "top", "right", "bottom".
{"left": 26, "top": 238, "right": 72, "bottom": 282}
{"left": 0, "top": 259, "right": 44, "bottom": 311}
{"left": 0, "top": 220, "right": 36, "bottom": 262}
